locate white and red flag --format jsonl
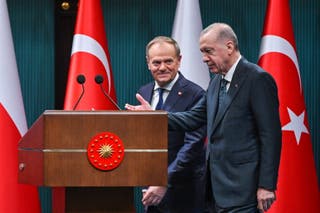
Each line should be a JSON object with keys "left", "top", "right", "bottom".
{"left": 172, "top": 0, "right": 210, "bottom": 90}
{"left": 258, "top": 0, "right": 319, "bottom": 212}
{"left": 64, "top": 0, "right": 117, "bottom": 110}
{"left": 0, "top": 0, "right": 41, "bottom": 212}
{"left": 54, "top": 0, "right": 118, "bottom": 212}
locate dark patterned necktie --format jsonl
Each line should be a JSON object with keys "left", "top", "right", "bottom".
{"left": 218, "top": 79, "right": 228, "bottom": 111}
{"left": 155, "top": 88, "right": 164, "bottom": 110}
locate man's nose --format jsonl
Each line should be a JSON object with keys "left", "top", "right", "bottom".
{"left": 202, "top": 54, "right": 209, "bottom": 63}
{"left": 159, "top": 62, "right": 167, "bottom": 70}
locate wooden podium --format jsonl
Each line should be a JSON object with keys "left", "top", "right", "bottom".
{"left": 18, "top": 110, "right": 168, "bottom": 213}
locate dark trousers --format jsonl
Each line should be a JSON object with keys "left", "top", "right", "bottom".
{"left": 215, "top": 203, "right": 259, "bottom": 213}
{"left": 204, "top": 163, "right": 258, "bottom": 213}
{"left": 204, "top": 162, "right": 215, "bottom": 213}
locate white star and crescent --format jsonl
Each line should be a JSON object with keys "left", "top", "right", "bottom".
{"left": 282, "top": 107, "right": 309, "bottom": 145}
{"left": 259, "top": 35, "right": 308, "bottom": 145}
{"left": 259, "top": 35, "right": 302, "bottom": 93}
{"left": 71, "top": 34, "right": 112, "bottom": 93}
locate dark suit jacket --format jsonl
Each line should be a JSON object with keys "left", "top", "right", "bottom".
{"left": 138, "top": 73, "right": 207, "bottom": 210}
{"left": 168, "top": 58, "right": 282, "bottom": 208}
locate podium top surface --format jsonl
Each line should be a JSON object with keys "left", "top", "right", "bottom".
{"left": 43, "top": 110, "right": 167, "bottom": 116}
{"left": 19, "top": 110, "right": 168, "bottom": 149}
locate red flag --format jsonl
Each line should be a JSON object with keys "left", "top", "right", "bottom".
{"left": 64, "top": 0, "right": 117, "bottom": 110}
{"left": 0, "top": 1, "right": 41, "bottom": 212}
{"left": 54, "top": 1, "right": 118, "bottom": 212}
{"left": 258, "top": 0, "right": 320, "bottom": 212}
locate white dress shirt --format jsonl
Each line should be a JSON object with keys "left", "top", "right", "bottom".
{"left": 151, "top": 73, "right": 180, "bottom": 110}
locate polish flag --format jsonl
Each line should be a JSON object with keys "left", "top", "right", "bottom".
{"left": 172, "top": 0, "right": 210, "bottom": 90}
{"left": 0, "top": 0, "right": 41, "bottom": 212}
{"left": 258, "top": 0, "right": 320, "bottom": 212}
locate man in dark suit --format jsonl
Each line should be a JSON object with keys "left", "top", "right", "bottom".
{"left": 126, "top": 23, "right": 282, "bottom": 213}
{"left": 139, "top": 36, "right": 207, "bottom": 213}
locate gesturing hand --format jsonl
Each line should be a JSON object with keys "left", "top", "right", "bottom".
{"left": 125, "top": 93, "right": 152, "bottom": 111}
{"left": 257, "top": 188, "right": 276, "bottom": 212}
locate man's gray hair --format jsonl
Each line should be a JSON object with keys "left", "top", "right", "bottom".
{"left": 146, "top": 36, "right": 181, "bottom": 57}
{"left": 201, "top": 23, "right": 239, "bottom": 51}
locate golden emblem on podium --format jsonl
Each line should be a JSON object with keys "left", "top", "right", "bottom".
{"left": 87, "top": 132, "right": 125, "bottom": 171}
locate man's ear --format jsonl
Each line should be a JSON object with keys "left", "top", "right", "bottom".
{"left": 177, "top": 55, "right": 182, "bottom": 64}
{"left": 226, "top": 40, "right": 235, "bottom": 54}
{"left": 146, "top": 56, "right": 150, "bottom": 69}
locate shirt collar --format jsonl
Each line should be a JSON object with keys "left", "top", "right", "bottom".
{"left": 224, "top": 55, "right": 241, "bottom": 82}
{"left": 154, "top": 72, "right": 179, "bottom": 91}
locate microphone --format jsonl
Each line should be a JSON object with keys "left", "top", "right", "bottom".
{"left": 94, "top": 74, "right": 121, "bottom": 110}
{"left": 72, "top": 74, "right": 86, "bottom": 110}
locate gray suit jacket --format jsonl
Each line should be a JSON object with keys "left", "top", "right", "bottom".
{"left": 168, "top": 58, "right": 282, "bottom": 208}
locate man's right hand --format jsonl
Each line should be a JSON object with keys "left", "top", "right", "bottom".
{"left": 142, "top": 186, "right": 167, "bottom": 207}
{"left": 125, "top": 93, "right": 152, "bottom": 110}
{"left": 257, "top": 188, "right": 276, "bottom": 212}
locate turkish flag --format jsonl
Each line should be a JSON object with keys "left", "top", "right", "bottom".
{"left": 0, "top": 1, "right": 41, "bottom": 212}
{"left": 258, "top": 0, "right": 320, "bottom": 212}
{"left": 54, "top": 1, "right": 118, "bottom": 212}
{"left": 64, "top": 0, "right": 118, "bottom": 110}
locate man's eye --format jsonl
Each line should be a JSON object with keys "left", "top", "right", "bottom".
{"left": 152, "top": 61, "right": 161, "bottom": 66}
{"left": 205, "top": 48, "right": 213, "bottom": 54}
{"left": 201, "top": 48, "right": 214, "bottom": 55}
{"left": 165, "top": 60, "right": 173, "bottom": 65}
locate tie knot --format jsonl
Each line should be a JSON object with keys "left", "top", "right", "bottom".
{"left": 221, "top": 78, "right": 228, "bottom": 86}
{"left": 220, "top": 79, "right": 228, "bottom": 91}
{"left": 158, "top": 87, "right": 164, "bottom": 95}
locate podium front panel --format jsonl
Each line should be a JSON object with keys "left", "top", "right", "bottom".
{"left": 18, "top": 110, "right": 168, "bottom": 187}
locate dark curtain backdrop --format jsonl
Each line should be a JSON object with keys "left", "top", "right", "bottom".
{"left": 7, "top": 0, "right": 319, "bottom": 212}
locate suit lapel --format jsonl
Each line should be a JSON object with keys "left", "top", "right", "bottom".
{"left": 163, "top": 74, "right": 186, "bottom": 111}
{"left": 212, "top": 58, "right": 249, "bottom": 132}
{"left": 139, "top": 83, "right": 154, "bottom": 103}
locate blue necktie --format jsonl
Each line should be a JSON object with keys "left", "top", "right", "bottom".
{"left": 155, "top": 88, "right": 164, "bottom": 110}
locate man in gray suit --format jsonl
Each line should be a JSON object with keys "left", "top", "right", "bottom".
{"left": 126, "top": 23, "right": 282, "bottom": 213}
